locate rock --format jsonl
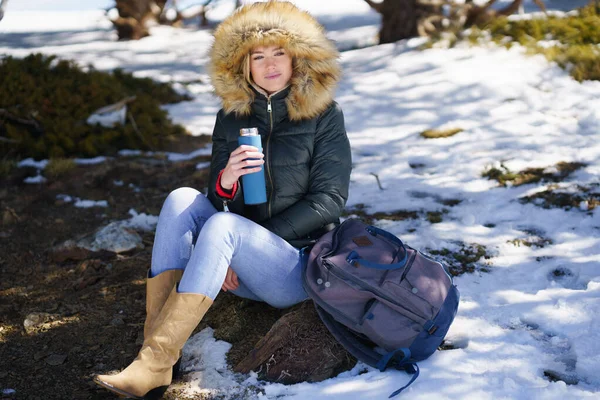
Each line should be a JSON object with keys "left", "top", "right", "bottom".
{"left": 45, "top": 353, "right": 67, "bottom": 366}
{"left": 50, "top": 223, "right": 144, "bottom": 262}
{"left": 73, "top": 276, "right": 102, "bottom": 291}
{"left": 49, "top": 240, "right": 94, "bottom": 263}
{"left": 23, "top": 312, "right": 59, "bottom": 334}
{"left": 87, "top": 222, "right": 143, "bottom": 253}
{"left": 110, "top": 317, "right": 125, "bottom": 326}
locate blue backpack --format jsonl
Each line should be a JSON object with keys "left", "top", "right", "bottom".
{"left": 302, "top": 219, "right": 460, "bottom": 397}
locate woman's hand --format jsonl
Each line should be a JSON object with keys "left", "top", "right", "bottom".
{"left": 221, "top": 267, "right": 239, "bottom": 292}
{"left": 221, "top": 145, "right": 265, "bottom": 190}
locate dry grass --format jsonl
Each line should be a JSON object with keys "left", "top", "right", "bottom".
{"left": 482, "top": 161, "right": 586, "bottom": 187}
{"left": 45, "top": 158, "right": 77, "bottom": 180}
{"left": 420, "top": 127, "right": 463, "bottom": 139}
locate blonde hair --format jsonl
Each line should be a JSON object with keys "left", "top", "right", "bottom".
{"left": 243, "top": 53, "right": 253, "bottom": 86}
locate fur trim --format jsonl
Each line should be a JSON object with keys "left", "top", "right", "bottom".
{"left": 209, "top": 1, "right": 341, "bottom": 121}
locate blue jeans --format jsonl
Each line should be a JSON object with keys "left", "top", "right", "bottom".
{"left": 150, "top": 187, "right": 308, "bottom": 309}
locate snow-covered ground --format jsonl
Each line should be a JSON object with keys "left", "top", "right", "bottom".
{"left": 1, "top": 1, "right": 599, "bottom": 399}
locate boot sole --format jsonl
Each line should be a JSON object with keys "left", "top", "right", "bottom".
{"left": 93, "top": 376, "right": 168, "bottom": 399}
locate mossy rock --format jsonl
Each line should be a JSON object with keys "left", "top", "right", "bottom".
{"left": 0, "top": 53, "right": 192, "bottom": 160}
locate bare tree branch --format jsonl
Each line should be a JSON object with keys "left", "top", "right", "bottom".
{"left": 416, "top": 0, "right": 452, "bottom": 6}
{"left": 417, "top": 14, "right": 444, "bottom": 37}
{"left": 0, "top": 109, "right": 43, "bottom": 133}
{"left": 363, "top": 0, "right": 383, "bottom": 14}
{"left": 0, "top": 136, "right": 20, "bottom": 144}
{"left": 479, "top": 0, "right": 499, "bottom": 11}
{"left": 532, "top": 0, "right": 547, "bottom": 13}
{"left": 496, "top": 0, "right": 523, "bottom": 17}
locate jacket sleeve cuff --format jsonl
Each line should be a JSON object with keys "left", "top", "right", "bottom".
{"left": 216, "top": 170, "right": 237, "bottom": 199}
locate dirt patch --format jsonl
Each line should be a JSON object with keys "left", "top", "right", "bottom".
{"left": 507, "top": 227, "right": 553, "bottom": 248}
{"left": 482, "top": 161, "right": 587, "bottom": 187}
{"left": 520, "top": 183, "right": 599, "bottom": 212}
{"left": 426, "top": 243, "right": 494, "bottom": 276}
{"left": 0, "top": 134, "right": 269, "bottom": 400}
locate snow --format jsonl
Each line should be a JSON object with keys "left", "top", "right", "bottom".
{"left": 2, "top": 1, "right": 599, "bottom": 399}
{"left": 74, "top": 199, "right": 108, "bottom": 208}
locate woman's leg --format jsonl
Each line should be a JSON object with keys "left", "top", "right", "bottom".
{"left": 178, "top": 212, "right": 308, "bottom": 309}
{"left": 150, "top": 187, "right": 262, "bottom": 302}
{"left": 150, "top": 187, "right": 218, "bottom": 277}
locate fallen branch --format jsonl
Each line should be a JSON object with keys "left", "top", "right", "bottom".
{"left": 0, "top": 108, "right": 43, "bottom": 133}
{"left": 127, "top": 111, "right": 155, "bottom": 151}
{"left": 370, "top": 172, "right": 385, "bottom": 191}
{"left": 0, "top": 136, "right": 20, "bottom": 144}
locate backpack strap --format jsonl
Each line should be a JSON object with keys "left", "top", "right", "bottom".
{"left": 388, "top": 363, "right": 420, "bottom": 398}
{"left": 347, "top": 250, "right": 408, "bottom": 270}
{"left": 314, "top": 304, "right": 421, "bottom": 398}
{"left": 377, "top": 347, "right": 420, "bottom": 397}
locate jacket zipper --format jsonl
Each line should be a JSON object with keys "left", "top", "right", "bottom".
{"left": 266, "top": 97, "right": 274, "bottom": 218}
{"left": 322, "top": 258, "right": 426, "bottom": 324}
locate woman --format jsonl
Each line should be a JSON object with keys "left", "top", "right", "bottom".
{"left": 94, "top": 1, "right": 351, "bottom": 398}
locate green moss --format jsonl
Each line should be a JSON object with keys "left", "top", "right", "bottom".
{"left": 0, "top": 54, "right": 191, "bottom": 160}
{"left": 45, "top": 158, "right": 76, "bottom": 180}
{"left": 427, "top": 211, "right": 443, "bottom": 224}
{"left": 441, "top": 198, "right": 462, "bottom": 207}
{"left": 420, "top": 127, "right": 463, "bottom": 139}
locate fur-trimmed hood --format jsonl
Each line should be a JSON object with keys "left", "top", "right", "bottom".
{"left": 208, "top": 1, "right": 341, "bottom": 121}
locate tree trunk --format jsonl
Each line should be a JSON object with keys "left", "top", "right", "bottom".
{"left": 233, "top": 302, "right": 356, "bottom": 384}
{"left": 365, "top": 0, "right": 440, "bottom": 44}
{"left": 0, "top": 0, "right": 9, "bottom": 22}
{"left": 113, "top": 0, "right": 168, "bottom": 40}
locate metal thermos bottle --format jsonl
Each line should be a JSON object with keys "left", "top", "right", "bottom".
{"left": 238, "top": 128, "right": 267, "bottom": 205}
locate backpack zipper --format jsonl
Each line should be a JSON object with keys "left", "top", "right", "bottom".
{"left": 322, "top": 258, "right": 427, "bottom": 324}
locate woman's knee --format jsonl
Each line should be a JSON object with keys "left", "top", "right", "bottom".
{"left": 165, "top": 187, "right": 200, "bottom": 206}
{"left": 203, "top": 212, "right": 244, "bottom": 233}
{"left": 162, "top": 187, "right": 211, "bottom": 215}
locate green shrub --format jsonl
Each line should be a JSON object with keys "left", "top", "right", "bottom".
{"left": 0, "top": 54, "right": 191, "bottom": 160}
{"left": 0, "top": 159, "right": 16, "bottom": 178}
{"left": 465, "top": 2, "right": 600, "bottom": 82}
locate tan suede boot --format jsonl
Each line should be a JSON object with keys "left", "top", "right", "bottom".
{"left": 94, "top": 288, "right": 213, "bottom": 399}
{"left": 144, "top": 269, "right": 183, "bottom": 339}
{"left": 144, "top": 269, "right": 184, "bottom": 380}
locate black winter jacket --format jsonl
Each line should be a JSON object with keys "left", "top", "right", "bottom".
{"left": 207, "top": 87, "right": 352, "bottom": 248}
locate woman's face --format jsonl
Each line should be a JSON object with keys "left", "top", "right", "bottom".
{"left": 249, "top": 45, "right": 292, "bottom": 95}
